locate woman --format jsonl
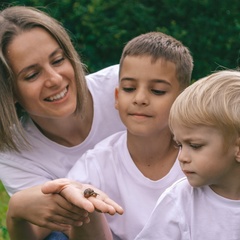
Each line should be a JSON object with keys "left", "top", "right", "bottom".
{"left": 0, "top": 5, "right": 125, "bottom": 240}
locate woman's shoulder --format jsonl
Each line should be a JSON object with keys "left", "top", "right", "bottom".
{"left": 86, "top": 65, "right": 119, "bottom": 93}
{"left": 86, "top": 64, "right": 119, "bottom": 80}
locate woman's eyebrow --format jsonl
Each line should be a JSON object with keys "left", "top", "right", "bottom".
{"left": 17, "top": 48, "right": 63, "bottom": 77}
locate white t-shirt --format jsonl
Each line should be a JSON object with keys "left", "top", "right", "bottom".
{"left": 67, "top": 131, "right": 184, "bottom": 240}
{"left": 135, "top": 177, "right": 240, "bottom": 240}
{"left": 0, "top": 65, "right": 125, "bottom": 196}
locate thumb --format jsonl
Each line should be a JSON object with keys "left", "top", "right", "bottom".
{"left": 41, "top": 178, "right": 73, "bottom": 194}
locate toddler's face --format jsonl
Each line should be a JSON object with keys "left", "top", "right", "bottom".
{"left": 172, "top": 123, "right": 238, "bottom": 192}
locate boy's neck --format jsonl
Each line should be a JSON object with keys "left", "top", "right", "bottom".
{"left": 210, "top": 167, "right": 240, "bottom": 200}
{"left": 127, "top": 132, "right": 178, "bottom": 180}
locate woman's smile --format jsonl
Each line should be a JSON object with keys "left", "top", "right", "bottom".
{"left": 7, "top": 27, "right": 77, "bottom": 119}
{"left": 45, "top": 86, "right": 68, "bottom": 102}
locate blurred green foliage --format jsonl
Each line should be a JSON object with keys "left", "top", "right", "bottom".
{"left": 0, "top": 182, "right": 9, "bottom": 240}
{"left": 1, "top": 0, "right": 240, "bottom": 79}
{"left": 0, "top": 1, "right": 239, "bottom": 238}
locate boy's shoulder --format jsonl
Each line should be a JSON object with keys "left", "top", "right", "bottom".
{"left": 93, "top": 131, "right": 126, "bottom": 149}
{"left": 162, "top": 177, "right": 192, "bottom": 200}
{"left": 81, "top": 131, "right": 127, "bottom": 161}
{"left": 168, "top": 177, "right": 189, "bottom": 189}
{"left": 163, "top": 177, "right": 211, "bottom": 202}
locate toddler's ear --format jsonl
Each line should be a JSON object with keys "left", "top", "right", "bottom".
{"left": 235, "top": 137, "right": 240, "bottom": 163}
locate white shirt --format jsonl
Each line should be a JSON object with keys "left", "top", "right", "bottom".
{"left": 135, "top": 177, "right": 240, "bottom": 240}
{"left": 0, "top": 65, "right": 125, "bottom": 196}
{"left": 67, "top": 131, "right": 184, "bottom": 240}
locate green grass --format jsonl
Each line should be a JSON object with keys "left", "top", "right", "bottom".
{"left": 0, "top": 181, "right": 10, "bottom": 240}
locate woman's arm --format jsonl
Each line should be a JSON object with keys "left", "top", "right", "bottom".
{"left": 7, "top": 184, "right": 89, "bottom": 240}
{"left": 42, "top": 178, "right": 124, "bottom": 240}
{"left": 42, "top": 178, "right": 123, "bottom": 215}
{"left": 7, "top": 178, "right": 123, "bottom": 240}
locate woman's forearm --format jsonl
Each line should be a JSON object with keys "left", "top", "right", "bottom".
{"left": 6, "top": 185, "right": 80, "bottom": 240}
{"left": 6, "top": 217, "right": 50, "bottom": 240}
{"left": 7, "top": 193, "right": 51, "bottom": 240}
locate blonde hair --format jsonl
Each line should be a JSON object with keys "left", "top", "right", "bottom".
{"left": 119, "top": 32, "right": 193, "bottom": 89}
{"left": 0, "top": 6, "right": 88, "bottom": 152}
{"left": 169, "top": 70, "right": 240, "bottom": 144}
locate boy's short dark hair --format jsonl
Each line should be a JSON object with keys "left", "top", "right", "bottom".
{"left": 120, "top": 32, "right": 193, "bottom": 89}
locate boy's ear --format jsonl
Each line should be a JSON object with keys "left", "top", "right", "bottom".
{"left": 114, "top": 87, "right": 119, "bottom": 110}
{"left": 235, "top": 137, "right": 240, "bottom": 163}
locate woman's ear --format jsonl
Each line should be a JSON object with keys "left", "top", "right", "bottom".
{"left": 114, "top": 87, "right": 119, "bottom": 110}
{"left": 235, "top": 137, "right": 240, "bottom": 163}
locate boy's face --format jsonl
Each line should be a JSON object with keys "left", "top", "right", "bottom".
{"left": 115, "top": 55, "right": 180, "bottom": 138}
{"left": 172, "top": 123, "right": 239, "bottom": 191}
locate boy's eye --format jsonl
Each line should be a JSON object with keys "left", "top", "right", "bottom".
{"left": 151, "top": 89, "right": 166, "bottom": 95}
{"left": 122, "top": 87, "right": 135, "bottom": 92}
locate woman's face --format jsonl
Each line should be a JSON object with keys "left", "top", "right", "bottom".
{"left": 7, "top": 27, "right": 77, "bottom": 121}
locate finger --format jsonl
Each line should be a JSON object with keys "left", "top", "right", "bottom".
{"left": 49, "top": 208, "right": 89, "bottom": 224}
{"left": 81, "top": 186, "right": 124, "bottom": 215}
{"left": 42, "top": 178, "right": 74, "bottom": 194}
{"left": 101, "top": 198, "right": 124, "bottom": 215}
{"left": 59, "top": 185, "right": 95, "bottom": 212}
{"left": 88, "top": 197, "right": 115, "bottom": 214}
{"left": 87, "top": 196, "right": 123, "bottom": 215}
{"left": 42, "top": 189, "right": 89, "bottom": 222}
{"left": 54, "top": 195, "right": 89, "bottom": 218}
{"left": 42, "top": 179, "right": 95, "bottom": 213}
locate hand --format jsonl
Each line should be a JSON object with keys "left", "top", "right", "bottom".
{"left": 8, "top": 185, "right": 89, "bottom": 233}
{"left": 42, "top": 178, "right": 124, "bottom": 216}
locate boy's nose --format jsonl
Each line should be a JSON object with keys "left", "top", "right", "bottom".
{"left": 133, "top": 90, "right": 149, "bottom": 105}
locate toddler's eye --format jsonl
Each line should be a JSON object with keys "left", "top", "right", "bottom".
{"left": 190, "top": 144, "right": 202, "bottom": 149}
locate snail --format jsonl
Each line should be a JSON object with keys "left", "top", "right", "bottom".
{"left": 84, "top": 188, "right": 99, "bottom": 198}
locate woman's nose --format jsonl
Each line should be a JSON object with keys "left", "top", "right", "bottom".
{"left": 44, "top": 67, "right": 62, "bottom": 87}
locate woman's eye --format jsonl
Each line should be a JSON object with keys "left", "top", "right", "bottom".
{"left": 122, "top": 87, "right": 135, "bottom": 92}
{"left": 151, "top": 89, "right": 166, "bottom": 95}
{"left": 53, "top": 57, "right": 65, "bottom": 66}
{"left": 24, "top": 72, "right": 39, "bottom": 81}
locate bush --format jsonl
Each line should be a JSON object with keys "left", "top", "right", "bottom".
{"left": 2, "top": 0, "right": 240, "bottom": 79}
